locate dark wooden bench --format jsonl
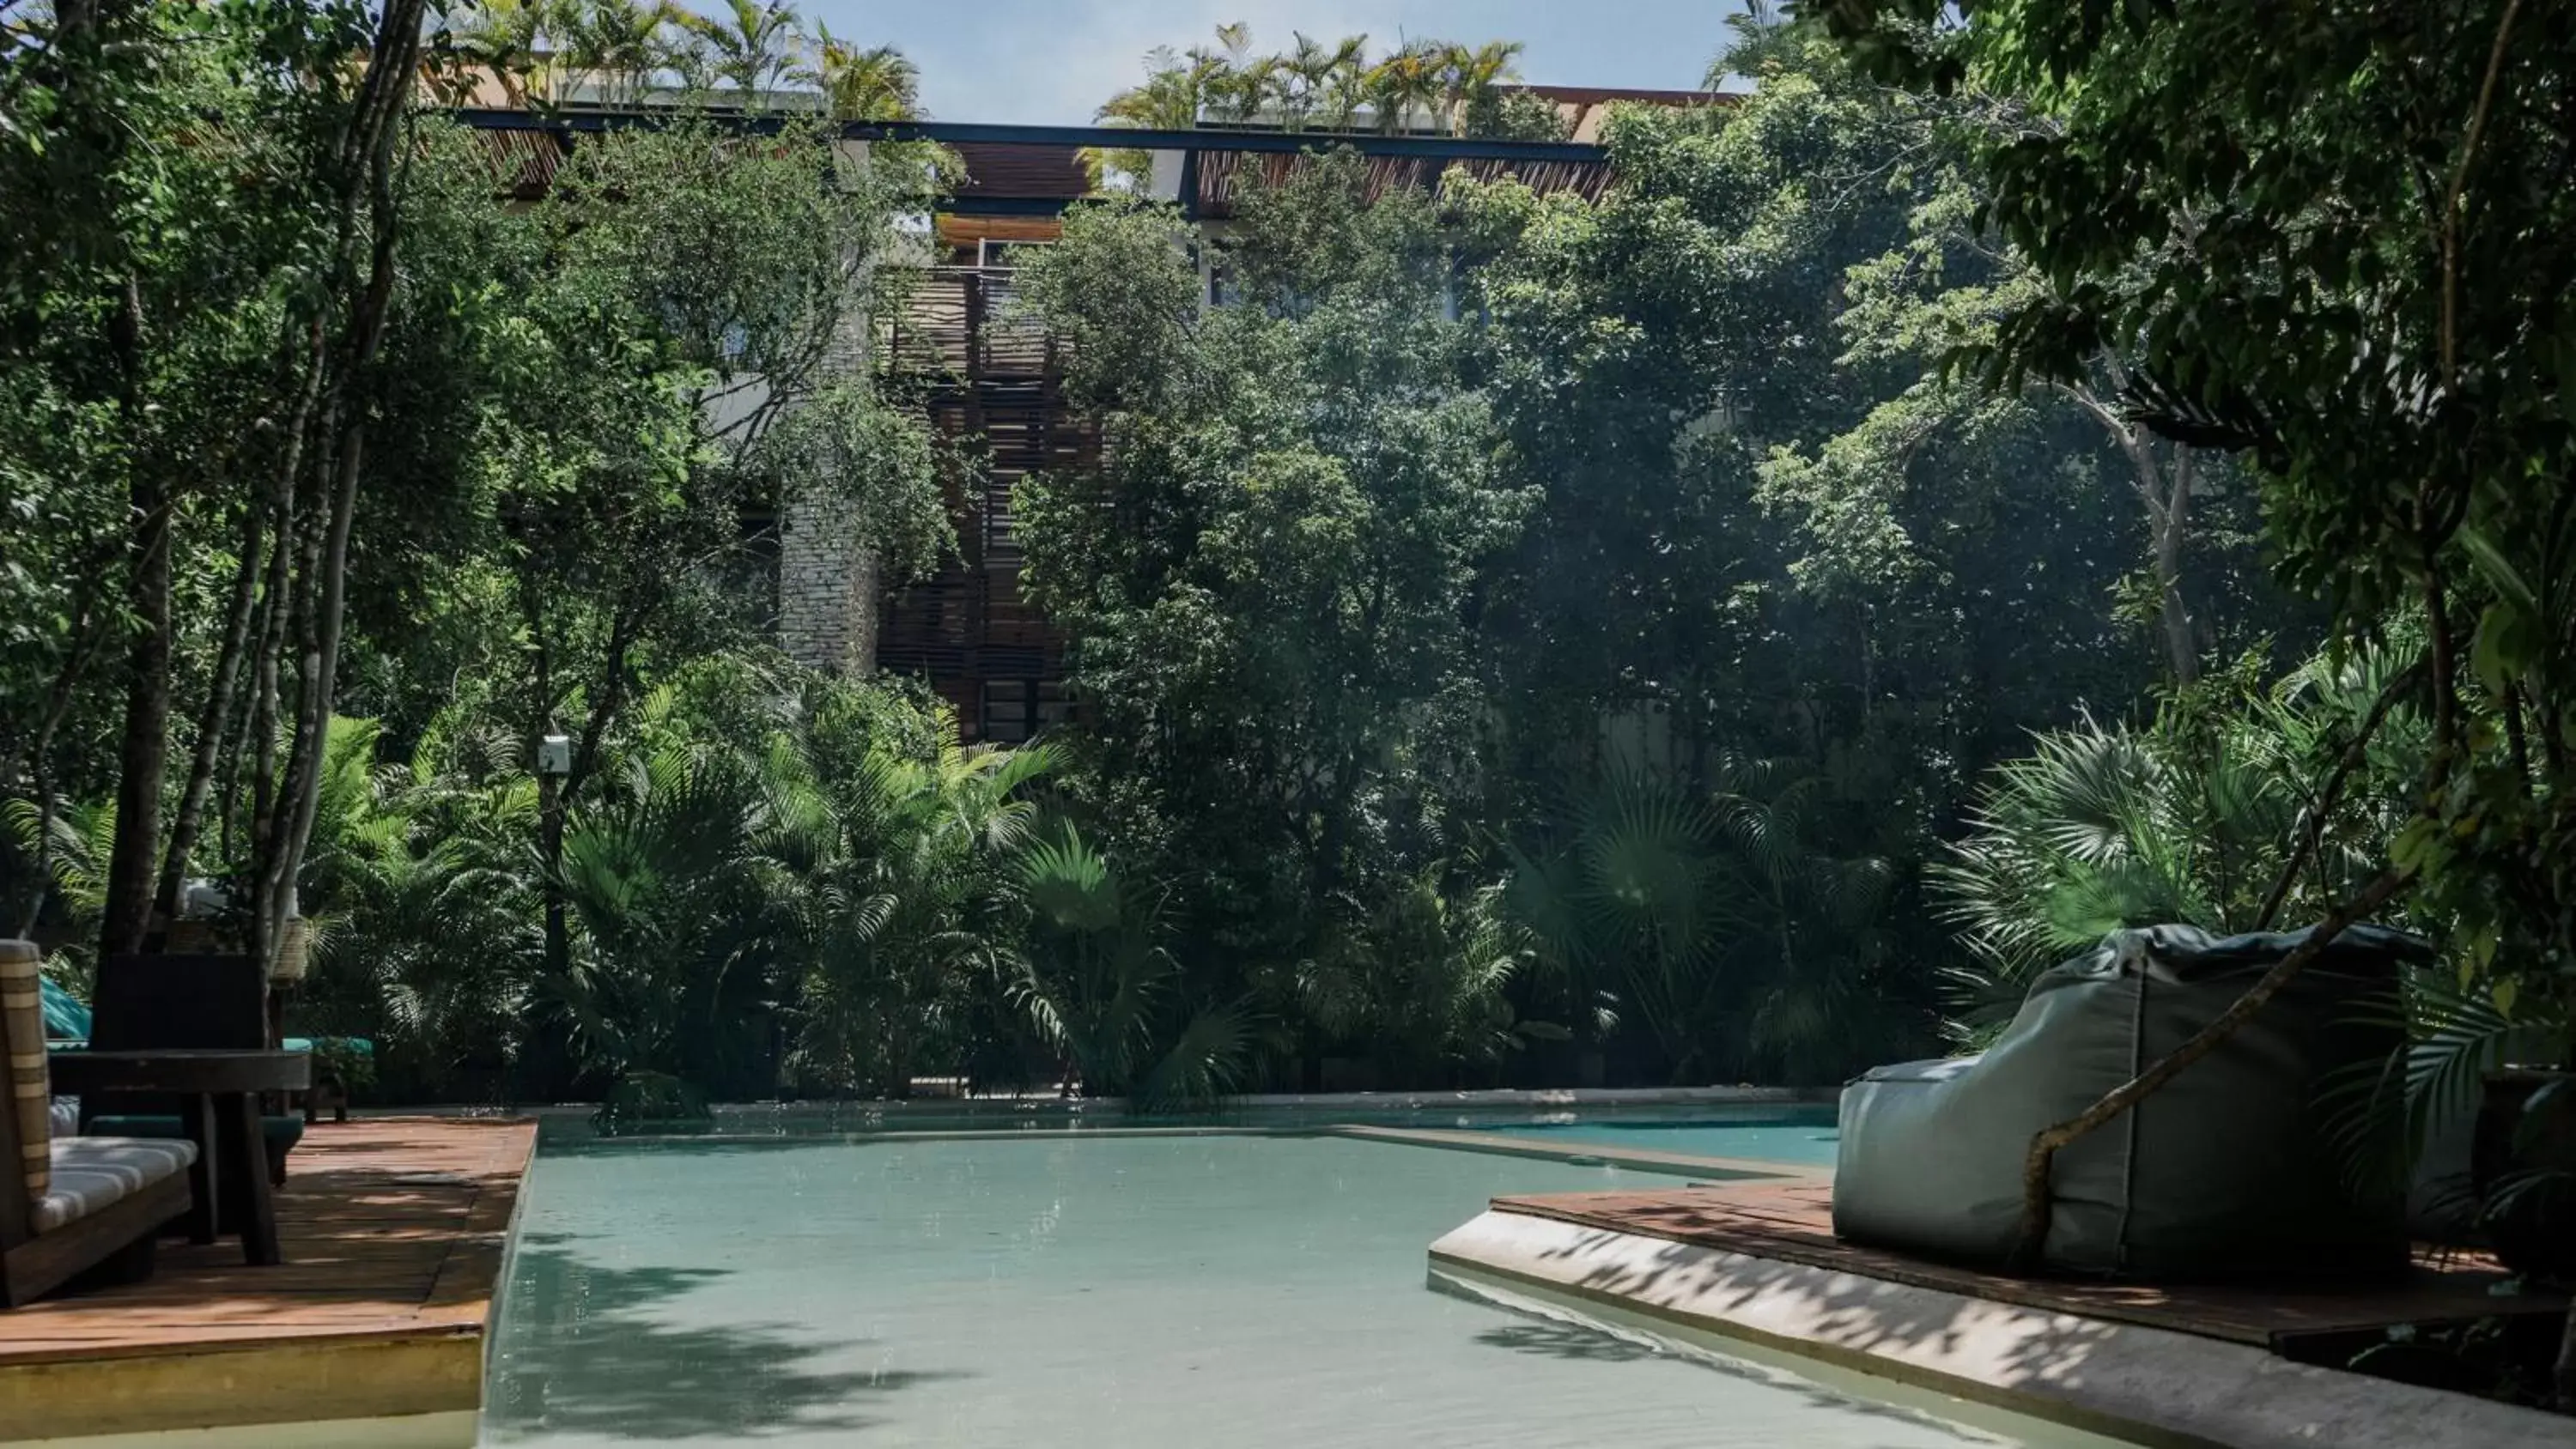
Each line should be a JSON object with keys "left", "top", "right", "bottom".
{"left": 81, "top": 953, "right": 306, "bottom": 1195}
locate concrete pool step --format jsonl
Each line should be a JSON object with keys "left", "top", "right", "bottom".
{"left": 1431, "top": 1180, "right": 2573, "bottom": 1449}
{"left": 0, "top": 1115, "right": 536, "bottom": 1446}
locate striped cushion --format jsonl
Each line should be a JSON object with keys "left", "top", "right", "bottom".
{"left": 49, "top": 1099, "right": 77, "bottom": 1139}
{"left": 0, "top": 941, "right": 49, "bottom": 1201}
{"left": 35, "top": 1137, "right": 197, "bottom": 1234}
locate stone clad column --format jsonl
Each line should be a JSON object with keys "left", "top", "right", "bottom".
{"left": 779, "top": 486, "right": 878, "bottom": 676}
{"left": 776, "top": 213, "right": 883, "bottom": 678}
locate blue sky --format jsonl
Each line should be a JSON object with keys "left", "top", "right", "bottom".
{"left": 796, "top": 2, "right": 1749, "bottom": 126}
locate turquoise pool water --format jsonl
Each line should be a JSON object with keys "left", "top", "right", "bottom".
{"left": 1492, "top": 1108, "right": 1842, "bottom": 1166}
{"left": 484, "top": 1131, "right": 2122, "bottom": 1447}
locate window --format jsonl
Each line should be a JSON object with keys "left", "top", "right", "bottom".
{"left": 976, "top": 239, "right": 1051, "bottom": 270}
{"left": 980, "top": 679, "right": 1072, "bottom": 744}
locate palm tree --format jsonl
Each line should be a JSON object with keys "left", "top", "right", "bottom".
{"left": 1010, "top": 826, "right": 1168, "bottom": 1094}
{"left": 302, "top": 712, "right": 544, "bottom": 1083}
{"left": 433, "top": 0, "right": 556, "bottom": 106}
{"left": 1931, "top": 716, "right": 2281, "bottom": 1044}
{"left": 1007, "top": 826, "right": 1252, "bottom": 1105}
{"left": 3, "top": 794, "right": 115, "bottom": 959}
{"left": 1506, "top": 770, "right": 1730, "bottom": 1082}
{"left": 1505, "top": 760, "right": 1909, "bottom": 1084}
{"left": 1200, "top": 21, "right": 1263, "bottom": 122}
{"left": 772, "top": 720, "right": 1059, "bottom": 1094}
{"left": 1318, "top": 38, "right": 1372, "bottom": 133}
{"left": 567, "top": 0, "right": 682, "bottom": 106}
{"left": 1929, "top": 645, "right": 2423, "bottom": 1045}
{"left": 675, "top": 0, "right": 804, "bottom": 100}
{"left": 1222, "top": 53, "right": 1282, "bottom": 124}
{"left": 1448, "top": 39, "right": 1525, "bottom": 136}
{"left": 1089, "top": 45, "right": 1226, "bottom": 189}
{"left": 1275, "top": 32, "right": 1326, "bottom": 130}
{"left": 1294, "top": 869, "right": 1547, "bottom": 1083}
{"left": 1365, "top": 39, "right": 1447, "bottom": 135}
{"left": 1702, "top": 757, "right": 1906, "bottom": 1082}
{"left": 799, "top": 25, "right": 920, "bottom": 120}
{"left": 550, "top": 735, "right": 778, "bottom": 1096}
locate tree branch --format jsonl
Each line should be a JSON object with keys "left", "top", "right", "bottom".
{"left": 2254, "top": 658, "right": 2425, "bottom": 931}
{"left": 2440, "top": 0, "right": 2523, "bottom": 391}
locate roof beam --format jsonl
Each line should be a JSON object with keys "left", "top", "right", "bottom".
{"left": 439, "top": 108, "right": 1608, "bottom": 165}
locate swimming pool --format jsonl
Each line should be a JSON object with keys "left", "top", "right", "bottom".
{"left": 653, "top": 1097, "right": 1844, "bottom": 1169}
{"left": 483, "top": 1130, "right": 2125, "bottom": 1447}
{"left": 1485, "top": 1106, "right": 1841, "bottom": 1166}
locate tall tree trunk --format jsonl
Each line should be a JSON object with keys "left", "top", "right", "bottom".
{"left": 155, "top": 502, "right": 264, "bottom": 921}
{"left": 2056, "top": 374, "right": 2202, "bottom": 683}
{"left": 2154, "top": 446, "right": 2198, "bottom": 683}
{"left": 98, "top": 279, "right": 167, "bottom": 961}
{"left": 247, "top": 502, "right": 292, "bottom": 942}
{"left": 246, "top": 324, "right": 326, "bottom": 966}
{"left": 248, "top": 0, "right": 427, "bottom": 966}
{"left": 269, "top": 415, "right": 375, "bottom": 943}
{"left": 256, "top": 431, "right": 333, "bottom": 965}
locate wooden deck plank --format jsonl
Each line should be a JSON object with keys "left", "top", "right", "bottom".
{"left": 0, "top": 1115, "right": 533, "bottom": 1440}
{"left": 1490, "top": 1179, "right": 2567, "bottom": 1349}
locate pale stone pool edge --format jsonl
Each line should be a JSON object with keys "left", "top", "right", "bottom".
{"left": 1426, "top": 1208, "right": 2572, "bottom": 1449}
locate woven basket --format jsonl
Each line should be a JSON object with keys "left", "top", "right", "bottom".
{"left": 0, "top": 941, "right": 50, "bottom": 1202}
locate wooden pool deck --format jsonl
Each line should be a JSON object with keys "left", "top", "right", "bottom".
{"left": 1481, "top": 1177, "right": 2563, "bottom": 1349}
{"left": 0, "top": 1115, "right": 537, "bottom": 1445}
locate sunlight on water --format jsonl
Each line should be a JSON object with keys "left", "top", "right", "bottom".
{"left": 485, "top": 1133, "right": 2126, "bottom": 1447}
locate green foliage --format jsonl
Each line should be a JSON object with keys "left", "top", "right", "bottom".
{"left": 0, "top": 0, "right": 386, "bottom": 912}
{"left": 2, "top": 795, "right": 115, "bottom": 957}
{"left": 35, "top": 0, "right": 2554, "bottom": 1130}
{"left": 304, "top": 1036, "right": 378, "bottom": 1100}
{"left": 289, "top": 660, "right": 1057, "bottom": 1102}
{"left": 1015, "top": 159, "right": 1529, "bottom": 990}
{"left": 1507, "top": 762, "right": 1916, "bottom": 1085}
{"left": 1008, "top": 825, "right": 1251, "bottom": 1105}
{"left": 1818, "top": 0, "right": 2576, "bottom": 1034}
{"left": 1009, "top": 21, "right": 2318, "bottom": 1090}
{"left": 1290, "top": 870, "right": 1550, "bottom": 1082}
{"left": 296, "top": 711, "right": 544, "bottom": 1087}
{"left": 765, "top": 697, "right": 1056, "bottom": 1095}
{"left": 1935, "top": 642, "right": 2427, "bottom": 1037}
{"left": 2322, "top": 967, "right": 2575, "bottom": 1201}
{"left": 1454, "top": 23, "right": 2242, "bottom": 852}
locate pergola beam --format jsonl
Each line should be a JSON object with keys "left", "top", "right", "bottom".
{"left": 438, "top": 108, "right": 1609, "bottom": 166}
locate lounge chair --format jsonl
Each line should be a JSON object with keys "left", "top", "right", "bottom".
{"left": 1834, "top": 923, "right": 2427, "bottom": 1279}
{"left": 1, "top": 941, "right": 196, "bottom": 1307}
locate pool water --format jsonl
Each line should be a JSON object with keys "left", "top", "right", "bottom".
{"left": 484, "top": 1131, "right": 2121, "bottom": 1447}
{"left": 1492, "top": 1109, "right": 1842, "bottom": 1166}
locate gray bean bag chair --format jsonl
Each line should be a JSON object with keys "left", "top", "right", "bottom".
{"left": 1835, "top": 923, "right": 2428, "bottom": 1279}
